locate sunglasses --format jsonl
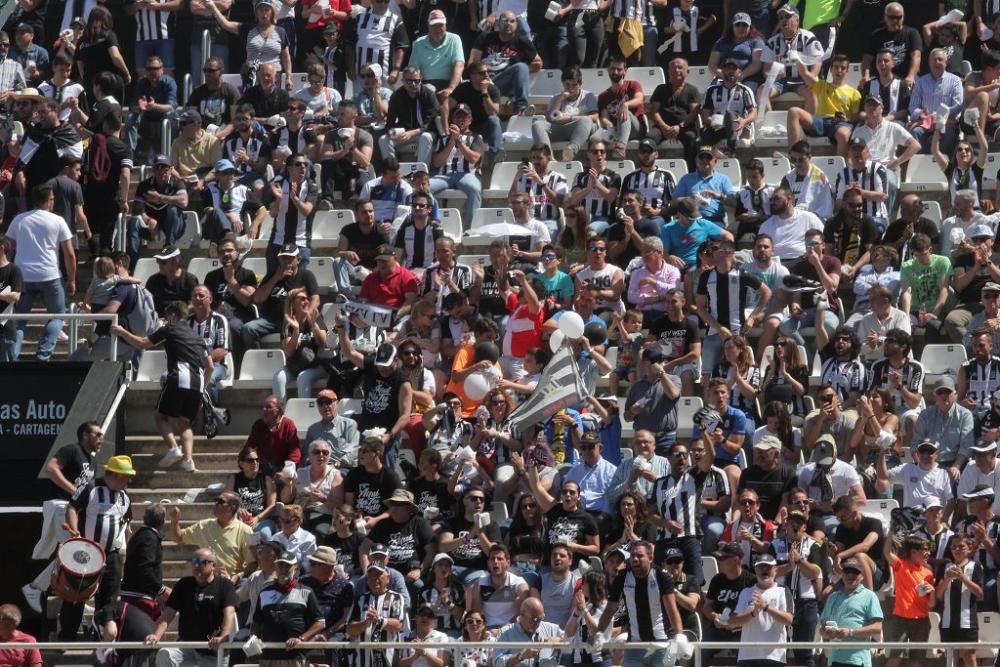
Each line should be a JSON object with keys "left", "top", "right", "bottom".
{"left": 291, "top": 162, "right": 308, "bottom": 167}
{"left": 467, "top": 496, "right": 486, "bottom": 503}
{"left": 214, "top": 498, "right": 230, "bottom": 505}
{"left": 740, "top": 499, "right": 758, "bottom": 505}
{"left": 191, "top": 557, "right": 215, "bottom": 566}
{"left": 466, "top": 618, "right": 484, "bottom": 625}
{"left": 203, "top": 68, "right": 221, "bottom": 73}
{"left": 530, "top": 615, "right": 545, "bottom": 623}
{"left": 404, "top": 78, "right": 422, "bottom": 84}
{"left": 589, "top": 246, "right": 607, "bottom": 252}
{"left": 541, "top": 254, "right": 557, "bottom": 260}
{"left": 312, "top": 450, "right": 331, "bottom": 457}
{"left": 317, "top": 397, "right": 336, "bottom": 406}
{"left": 401, "top": 349, "right": 420, "bottom": 357}
{"left": 287, "top": 106, "right": 306, "bottom": 112}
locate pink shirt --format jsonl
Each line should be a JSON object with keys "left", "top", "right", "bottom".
{"left": 627, "top": 261, "right": 682, "bottom": 312}
{"left": 0, "top": 630, "right": 42, "bottom": 667}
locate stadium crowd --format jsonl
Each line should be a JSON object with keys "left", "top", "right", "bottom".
{"left": 12, "top": 0, "right": 1000, "bottom": 665}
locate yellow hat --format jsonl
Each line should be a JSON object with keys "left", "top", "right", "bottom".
{"left": 104, "top": 455, "right": 137, "bottom": 477}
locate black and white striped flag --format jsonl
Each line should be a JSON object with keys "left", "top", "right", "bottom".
{"left": 508, "top": 346, "right": 588, "bottom": 431}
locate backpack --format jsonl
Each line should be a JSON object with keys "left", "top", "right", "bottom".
{"left": 125, "top": 284, "right": 160, "bottom": 336}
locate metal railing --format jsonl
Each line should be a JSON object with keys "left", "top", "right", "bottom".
{"left": 7, "top": 639, "right": 998, "bottom": 667}
{"left": 7, "top": 312, "right": 119, "bottom": 359}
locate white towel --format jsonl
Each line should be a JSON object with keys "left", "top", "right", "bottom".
{"left": 32, "top": 499, "right": 69, "bottom": 561}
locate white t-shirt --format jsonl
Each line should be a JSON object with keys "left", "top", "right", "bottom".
{"left": 8, "top": 209, "right": 72, "bottom": 282}
{"left": 758, "top": 210, "right": 824, "bottom": 261}
{"left": 403, "top": 629, "right": 450, "bottom": 667}
{"left": 735, "top": 584, "right": 790, "bottom": 663}
{"left": 958, "top": 459, "right": 1000, "bottom": 513}
{"left": 851, "top": 120, "right": 915, "bottom": 168}
{"left": 887, "top": 462, "right": 953, "bottom": 508}
{"left": 797, "top": 460, "right": 862, "bottom": 507}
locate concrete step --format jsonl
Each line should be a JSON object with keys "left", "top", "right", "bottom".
{"left": 133, "top": 470, "right": 231, "bottom": 489}
{"left": 125, "top": 435, "right": 247, "bottom": 455}
{"left": 131, "top": 452, "right": 239, "bottom": 472}
{"left": 129, "top": 500, "right": 217, "bottom": 521}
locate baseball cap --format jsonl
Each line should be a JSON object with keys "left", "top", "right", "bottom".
{"left": 642, "top": 348, "right": 664, "bottom": 362}
{"left": 696, "top": 145, "right": 715, "bottom": 158}
{"left": 962, "top": 483, "right": 996, "bottom": 501}
{"left": 153, "top": 154, "right": 171, "bottom": 167}
{"left": 777, "top": 3, "right": 799, "bottom": 15}
{"left": 923, "top": 496, "right": 944, "bottom": 510}
{"left": 215, "top": 158, "right": 236, "bottom": 173}
{"left": 934, "top": 376, "right": 956, "bottom": 393}
{"left": 916, "top": 439, "right": 940, "bottom": 451}
{"left": 375, "top": 343, "right": 397, "bottom": 367}
{"left": 841, "top": 557, "right": 864, "bottom": 573}
{"left": 432, "top": 553, "right": 454, "bottom": 567}
{"left": 428, "top": 9, "right": 447, "bottom": 24}
{"left": 969, "top": 223, "right": 995, "bottom": 240}
{"left": 375, "top": 244, "right": 395, "bottom": 260}
{"left": 367, "top": 562, "right": 388, "bottom": 574}
{"left": 276, "top": 551, "right": 298, "bottom": 565}
{"left": 847, "top": 136, "right": 867, "bottom": 149}
{"left": 323, "top": 22, "right": 339, "bottom": 33}
{"left": 153, "top": 246, "right": 180, "bottom": 262}
{"left": 864, "top": 94, "right": 884, "bottom": 106}
{"left": 755, "top": 554, "right": 777, "bottom": 567}
{"left": 732, "top": 12, "right": 752, "bottom": 24}
{"left": 369, "top": 543, "right": 390, "bottom": 556}
{"left": 179, "top": 109, "right": 202, "bottom": 125}
{"left": 713, "top": 542, "right": 743, "bottom": 559}
{"left": 753, "top": 435, "right": 781, "bottom": 452}
{"left": 972, "top": 440, "right": 999, "bottom": 453}
{"left": 813, "top": 434, "right": 837, "bottom": 465}
{"left": 277, "top": 243, "right": 300, "bottom": 257}
{"left": 786, "top": 509, "right": 807, "bottom": 523}
{"left": 638, "top": 138, "right": 658, "bottom": 151}
{"left": 453, "top": 103, "right": 473, "bottom": 116}
{"left": 663, "top": 548, "right": 684, "bottom": 563}
{"left": 984, "top": 282, "right": 1000, "bottom": 295}
{"left": 722, "top": 57, "right": 742, "bottom": 68}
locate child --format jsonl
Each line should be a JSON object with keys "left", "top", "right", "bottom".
{"left": 934, "top": 535, "right": 983, "bottom": 667}
{"left": 499, "top": 347, "right": 549, "bottom": 403}
{"left": 608, "top": 309, "right": 644, "bottom": 396}
{"left": 83, "top": 257, "right": 141, "bottom": 343}
{"left": 883, "top": 533, "right": 935, "bottom": 660}
{"left": 582, "top": 394, "right": 623, "bottom": 465}
{"left": 407, "top": 170, "right": 442, "bottom": 221}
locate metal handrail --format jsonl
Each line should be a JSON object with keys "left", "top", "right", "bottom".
{"left": 6, "top": 312, "right": 119, "bottom": 359}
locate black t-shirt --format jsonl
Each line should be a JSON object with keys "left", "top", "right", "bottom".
{"left": 367, "top": 516, "right": 436, "bottom": 573}
{"left": 253, "top": 582, "right": 322, "bottom": 659}
{"left": 148, "top": 321, "right": 209, "bottom": 383}
{"left": 77, "top": 34, "right": 120, "bottom": 86}
{"left": 834, "top": 516, "right": 886, "bottom": 570}
{"left": 258, "top": 267, "right": 319, "bottom": 321}
{"left": 94, "top": 282, "right": 137, "bottom": 337}
{"left": 135, "top": 176, "right": 186, "bottom": 223}
{"left": 146, "top": 271, "right": 198, "bottom": 316}
{"left": 737, "top": 463, "right": 797, "bottom": 521}
{"left": 648, "top": 312, "right": 699, "bottom": 362}
{"left": 451, "top": 81, "right": 501, "bottom": 127}
{"left": 409, "top": 477, "right": 453, "bottom": 520}
{"left": 204, "top": 265, "right": 259, "bottom": 320}
{"left": 0, "top": 262, "right": 23, "bottom": 341}
{"left": 544, "top": 506, "right": 600, "bottom": 564}
{"left": 881, "top": 216, "right": 940, "bottom": 254}
{"left": 358, "top": 356, "right": 406, "bottom": 431}
{"left": 46, "top": 442, "right": 96, "bottom": 501}
{"left": 705, "top": 569, "right": 756, "bottom": 614}
{"left": 473, "top": 33, "right": 537, "bottom": 74}
{"left": 84, "top": 135, "right": 131, "bottom": 194}
{"left": 649, "top": 83, "right": 701, "bottom": 126}
{"left": 607, "top": 219, "right": 661, "bottom": 269}
{"left": 299, "top": 574, "right": 355, "bottom": 626}
{"left": 954, "top": 252, "right": 1000, "bottom": 303}
{"left": 344, "top": 465, "right": 401, "bottom": 517}
{"left": 232, "top": 471, "right": 266, "bottom": 516}
{"left": 478, "top": 266, "right": 511, "bottom": 317}
{"left": 339, "top": 222, "right": 389, "bottom": 270}
{"left": 188, "top": 83, "right": 242, "bottom": 126}
{"left": 239, "top": 85, "right": 291, "bottom": 120}
{"left": 445, "top": 515, "right": 504, "bottom": 570}
{"left": 865, "top": 27, "right": 923, "bottom": 79}
{"left": 167, "top": 575, "right": 238, "bottom": 651}
{"left": 320, "top": 531, "right": 366, "bottom": 575}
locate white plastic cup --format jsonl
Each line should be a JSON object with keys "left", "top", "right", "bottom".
{"left": 710, "top": 114, "right": 725, "bottom": 129}
{"left": 544, "top": 1, "right": 560, "bottom": 21}
{"left": 354, "top": 518, "right": 368, "bottom": 535}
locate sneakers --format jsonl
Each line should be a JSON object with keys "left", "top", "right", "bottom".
{"left": 158, "top": 447, "right": 183, "bottom": 468}
{"left": 21, "top": 584, "right": 42, "bottom": 614}
{"left": 560, "top": 147, "right": 576, "bottom": 162}
{"left": 179, "top": 458, "right": 198, "bottom": 473}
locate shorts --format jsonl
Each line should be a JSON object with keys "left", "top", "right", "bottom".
{"left": 772, "top": 79, "right": 804, "bottom": 95}
{"left": 156, "top": 382, "right": 202, "bottom": 423}
{"left": 941, "top": 627, "right": 979, "bottom": 643}
{"left": 885, "top": 614, "right": 931, "bottom": 657}
{"left": 806, "top": 116, "right": 853, "bottom": 141}
{"left": 670, "top": 361, "right": 701, "bottom": 378}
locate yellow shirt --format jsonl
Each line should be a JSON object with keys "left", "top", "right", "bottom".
{"left": 169, "top": 130, "right": 223, "bottom": 177}
{"left": 180, "top": 517, "right": 253, "bottom": 574}
{"left": 812, "top": 80, "right": 861, "bottom": 119}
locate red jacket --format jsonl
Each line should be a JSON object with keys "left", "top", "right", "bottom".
{"left": 246, "top": 417, "right": 301, "bottom": 470}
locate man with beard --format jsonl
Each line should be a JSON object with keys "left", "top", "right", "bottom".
{"left": 508, "top": 144, "right": 568, "bottom": 236}
{"left": 597, "top": 56, "right": 647, "bottom": 160}
{"left": 744, "top": 234, "right": 788, "bottom": 360}
{"left": 332, "top": 200, "right": 388, "bottom": 295}
{"left": 344, "top": 437, "right": 402, "bottom": 532}
{"left": 203, "top": 236, "right": 258, "bottom": 353}
{"left": 621, "top": 140, "right": 676, "bottom": 225}
{"left": 346, "top": 561, "right": 409, "bottom": 667}
{"left": 700, "top": 58, "right": 757, "bottom": 154}
{"left": 429, "top": 104, "right": 484, "bottom": 227}
{"left": 768, "top": 510, "right": 823, "bottom": 667}
{"left": 760, "top": 5, "right": 823, "bottom": 105}
{"left": 648, "top": 288, "right": 702, "bottom": 396}
{"left": 244, "top": 244, "right": 319, "bottom": 351}
{"left": 833, "top": 139, "right": 890, "bottom": 236}
{"left": 867, "top": 329, "right": 924, "bottom": 428}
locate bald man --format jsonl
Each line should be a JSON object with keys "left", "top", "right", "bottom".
{"left": 492, "top": 598, "right": 566, "bottom": 667}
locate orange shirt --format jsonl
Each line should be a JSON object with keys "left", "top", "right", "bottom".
{"left": 445, "top": 343, "right": 502, "bottom": 418}
{"left": 891, "top": 557, "right": 934, "bottom": 619}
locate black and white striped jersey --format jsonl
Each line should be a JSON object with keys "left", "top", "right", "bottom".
{"left": 356, "top": 10, "right": 407, "bottom": 81}
{"left": 961, "top": 355, "right": 1000, "bottom": 408}
{"left": 939, "top": 560, "right": 984, "bottom": 630}
{"left": 703, "top": 82, "right": 757, "bottom": 118}
{"left": 867, "top": 358, "right": 924, "bottom": 413}
{"left": 187, "top": 311, "right": 231, "bottom": 353}
{"left": 652, "top": 473, "right": 700, "bottom": 538}
{"left": 132, "top": 0, "right": 171, "bottom": 41}
{"left": 70, "top": 481, "right": 132, "bottom": 554}
{"left": 571, "top": 168, "right": 621, "bottom": 221}
{"left": 222, "top": 131, "right": 272, "bottom": 176}
{"left": 608, "top": 568, "right": 676, "bottom": 641}
{"left": 433, "top": 132, "right": 485, "bottom": 175}
{"left": 513, "top": 170, "right": 569, "bottom": 221}
{"left": 621, "top": 167, "right": 676, "bottom": 211}
{"left": 819, "top": 356, "right": 868, "bottom": 402}
{"left": 834, "top": 161, "right": 889, "bottom": 219}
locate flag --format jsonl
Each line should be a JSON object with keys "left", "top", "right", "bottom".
{"left": 508, "top": 346, "right": 587, "bottom": 431}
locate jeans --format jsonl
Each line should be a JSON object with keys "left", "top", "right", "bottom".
{"left": 702, "top": 514, "right": 726, "bottom": 555}
{"left": 208, "top": 361, "right": 228, "bottom": 404}
{"left": 127, "top": 208, "right": 186, "bottom": 270}
{"left": 265, "top": 243, "right": 311, "bottom": 275}
{"left": 472, "top": 116, "right": 502, "bottom": 156}
{"left": 642, "top": 25, "right": 659, "bottom": 66}
{"left": 14, "top": 278, "right": 66, "bottom": 360}
{"left": 792, "top": 599, "right": 819, "bottom": 667}
{"left": 450, "top": 565, "right": 487, "bottom": 587}
{"left": 537, "top": 22, "right": 570, "bottom": 71}
{"left": 0, "top": 336, "right": 15, "bottom": 361}
{"left": 912, "top": 124, "right": 957, "bottom": 156}
{"left": 377, "top": 131, "right": 434, "bottom": 166}
{"left": 430, "top": 171, "right": 482, "bottom": 228}
{"left": 780, "top": 307, "right": 840, "bottom": 348}
{"left": 532, "top": 116, "right": 594, "bottom": 155}
{"left": 885, "top": 168, "right": 899, "bottom": 221}
{"left": 702, "top": 623, "right": 741, "bottom": 667}
{"left": 492, "top": 62, "right": 531, "bottom": 114}
{"left": 240, "top": 316, "right": 282, "bottom": 351}
{"left": 570, "top": 11, "right": 604, "bottom": 67}
{"left": 201, "top": 207, "right": 238, "bottom": 245}
{"left": 272, "top": 364, "right": 328, "bottom": 404}
{"left": 156, "top": 649, "right": 223, "bottom": 667}
{"left": 653, "top": 431, "right": 677, "bottom": 457}
{"left": 656, "top": 535, "right": 704, "bottom": 585}
{"left": 623, "top": 647, "right": 668, "bottom": 667}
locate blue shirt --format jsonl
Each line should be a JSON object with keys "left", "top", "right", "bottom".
{"left": 9, "top": 42, "right": 49, "bottom": 75}
{"left": 562, "top": 456, "right": 618, "bottom": 513}
{"left": 693, "top": 405, "right": 748, "bottom": 466}
{"left": 909, "top": 70, "right": 964, "bottom": 119}
{"left": 492, "top": 619, "right": 565, "bottom": 667}
{"left": 661, "top": 217, "right": 725, "bottom": 266}
{"left": 819, "top": 584, "right": 883, "bottom": 667}
{"left": 912, "top": 402, "right": 974, "bottom": 464}
{"left": 671, "top": 171, "right": 736, "bottom": 222}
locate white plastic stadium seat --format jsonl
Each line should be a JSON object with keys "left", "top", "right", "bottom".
{"left": 470, "top": 207, "right": 515, "bottom": 230}
{"left": 236, "top": 350, "right": 286, "bottom": 389}
{"left": 503, "top": 115, "right": 536, "bottom": 150}
{"left": 187, "top": 258, "right": 221, "bottom": 283}
{"left": 484, "top": 161, "right": 520, "bottom": 200}
{"left": 528, "top": 69, "right": 564, "bottom": 106}
{"left": 922, "top": 200, "right": 943, "bottom": 226}
{"left": 655, "top": 158, "right": 688, "bottom": 175}
{"left": 901, "top": 154, "right": 948, "bottom": 192}
{"left": 132, "top": 351, "right": 167, "bottom": 390}
{"left": 457, "top": 254, "right": 491, "bottom": 267}
{"left": 221, "top": 74, "right": 243, "bottom": 92}
{"left": 284, "top": 72, "right": 308, "bottom": 91}
{"left": 439, "top": 208, "right": 464, "bottom": 240}
{"left": 701, "top": 555, "right": 719, "bottom": 593}
{"left": 812, "top": 155, "right": 846, "bottom": 187}
{"left": 676, "top": 397, "right": 703, "bottom": 440}
{"left": 760, "top": 155, "right": 792, "bottom": 187}
{"left": 604, "top": 160, "right": 635, "bottom": 178}
{"left": 844, "top": 62, "right": 863, "bottom": 90}
{"left": 921, "top": 344, "right": 968, "bottom": 383}
{"left": 686, "top": 65, "right": 715, "bottom": 93}
{"left": 242, "top": 257, "right": 268, "bottom": 281}
{"left": 133, "top": 258, "right": 159, "bottom": 285}
{"left": 984, "top": 153, "right": 1000, "bottom": 190}
{"left": 861, "top": 498, "right": 898, "bottom": 534}
{"left": 176, "top": 211, "right": 202, "bottom": 249}
{"left": 717, "top": 158, "right": 743, "bottom": 188}
{"left": 284, "top": 398, "right": 318, "bottom": 436}
{"left": 629, "top": 67, "right": 666, "bottom": 93}
{"left": 580, "top": 68, "right": 607, "bottom": 93}
{"left": 339, "top": 397, "right": 363, "bottom": 416}
{"left": 309, "top": 257, "right": 337, "bottom": 294}
{"left": 311, "top": 210, "right": 355, "bottom": 248}
{"left": 549, "top": 161, "right": 584, "bottom": 183}
{"left": 754, "top": 110, "right": 789, "bottom": 148}
{"left": 977, "top": 613, "right": 1000, "bottom": 660}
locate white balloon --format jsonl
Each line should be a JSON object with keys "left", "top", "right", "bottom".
{"left": 558, "top": 311, "right": 585, "bottom": 339}
{"left": 549, "top": 329, "right": 565, "bottom": 353}
{"left": 464, "top": 373, "right": 491, "bottom": 401}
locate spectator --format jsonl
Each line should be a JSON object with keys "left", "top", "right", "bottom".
{"left": 186, "top": 57, "right": 241, "bottom": 127}
{"left": 169, "top": 110, "right": 222, "bottom": 186}
{"left": 867, "top": 329, "right": 924, "bottom": 430}
{"left": 201, "top": 159, "right": 267, "bottom": 247}
{"left": 145, "top": 246, "right": 197, "bottom": 316}
{"left": 9, "top": 23, "right": 47, "bottom": 83}
{"left": 958, "top": 329, "right": 1000, "bottom": 411}
{"left": 596, "top": 57, "right": 646, "bottom": 160}
{"left": 272, "top": 286, "right": 327, "bottom": 404}
{"left": 247, "top": 396, "right": 302, "bottom": 474}
{"left": 187, "top": 284, "right": 230, "bottom": 403}
{"left": 429, "top": 105, "right": 483, "bottom": 227}
{"left": 533, "top": 66, "right": 596, "bottom": 163}
{"left": 281, "top": 439, "right": 344, "bottom": 534}
{"left": 210, "top": 0, "right": 291, "bottom": 76}
{"left": 401, "top": 605, "right": 450, "bottom": 667}
{"left": 832, "top": 495, "right": 885, "bottom": 592}
{"left": 700, "top": 541, "right": 755, "bottom": 667}
{"left": 380, "top": 67, "right": 437, "bottom": 166}
{"left": 17, "top": 96, "right": 83, "bottom": 197}
{"left": 354, "top": 0, "right": 408, "bottom": 85}
{"left": 660, "top": 199, "right": 731, "bottom": 270}
{"left": 562, "top": 430, "right": 616, "bottom": 514}
{"left": 493, "top": 598, "right": 566, "bottom": 667}
{"left": 292, "top": 63, "right": 341, "bottom": 118}
{"left": 75, "top": 7, "right": 131, "bottom": 93}
{"left": 8, "top": 184, "right": 76, "bottom": 360}
{"left": 0, "top": 604, "right": 41, "bottom": 667}
{"left": 797, "top": 435, "right": 865, "bottom": 530}
{"left": 238, "top": 63, "right": 291, "bottom": 118}
{"left": 861, "top": 3, "right": 922, "bottom": 88}
{"left": 305, "top": 388, "right": 360, "bottom": 469}
{"left": 913, "top": 376, "right": 974, "bottom": 479}
{"left": 265, "top": 153, "right": 318, "bottom": 270}
{"left": 787, "top": 54, "right": 861, "bottom": 156}
{"left": 849, "top": 245, "right": 901, "bottom": 327}
{"left": 321, "top": 505, "right": 365, "bottom": 577}
{"left": 851, "top": 96, "right": 920, "bottom": 217}
{"left": 170, "top": 492, "right": 254, "bottom": 580}
{"left": 958, "top": 441, "right": 1000, "bottom": 515}
{"left": 301, "top": 546, "right": 355, "bottom": 640}
{"left": 818, "top": 557, "right": 884, "bottom": 667}
{"left": 760, "top": 5, "right": 822, "bottom": 105}
{"left": 330, "top": 200, "right": 386, "bottom": 294}
{"left": 803, "top": 385, "right": 859, "bottom": 460}
{"left": 272, "top": 503, "right": 319, "bottom": 572}
{"left": 768, "top": 511, "right": 823, "bottom": 667}
{"left": 780, "top": 230, "right": 841, "bottom": 347}
{"left": 128, "top": 154, "right": 188, "bottom": 269}
{"left": 84, "top": 115, "right": 132, "bottom": 256}
{"left": 739, "top": 435, "right": 797, "bottom": 521}
{"left": 932, "top": 122, "right": 989, "bottom": 214}
{"left": 909, "top": 48, "right": 964, "bottom": 155}
{"left": 647, "top": 288, "right": 702, "bottom": 395}
{"left": 627, "top": 237, "right": 681, "bottom": 322}
{"left": 527, "top": 477, "right": 600, "bottom": 568}
{"left": 954, "top": 484, "right": 1000, "bottom": 610}
{"left": 668, "top": 147, "right": 736, "bottom": 226}
{"left": 646, "top": 58, "right": 700, "bottom": 170}
{"left": 357, "top": 243, "right": 420, "bottom": 317}
{"left": 830, "top": 148, "right": 887, "bottom": 262}
{"left": 623, "top": 350, "right": 682, "bottom": 454}
{"left": 470, "top": 11, "right": 540, "bottom": 117}
{"left": 946, "top": 223, "right": 1000, "bottom": 342}
{"left": 319, "top": 102, "right": 373, "bottom": 205}
{"left": 146, "top": 547, "right": 238, "bottom": 667}
{"left": 530, "top": 545, "right": 584, "bottom": 627}
{"left": 607, "top": 429, "right": 671, "bottom": 503}
{"left": 883, "top": 535, "right": 936, "bottom": 667}
{"left": 253, "top": 551, "right": 326, "bottom": 664}
{"left": 244, "top": 243, "right": 318, "bottom": 351}
{"left": 855, "top": 285, "right": 910, "bottom": 364}
{"left": 126, "top": 56, "right": 177, "bottom": 161}
{"left": 203, "top": 237, "right": 259, "bottom": 353}
{"left": 565, "top": 138, "right": 622, "bottom": 232}
{"left": 700, "top": 57, "right": 757, "bottom": 153}
{"left": 760, "top": 338, "right": 810, "bottom": 419}
{"left": 225, "top": 445, "right": 279, "bottom": 538}
{"left": 779, "top": 142, "right": 835, "bottom": 221}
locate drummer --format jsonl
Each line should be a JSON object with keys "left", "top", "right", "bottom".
{"left": 59, "top": 455, "right": 135, "bottom": 641}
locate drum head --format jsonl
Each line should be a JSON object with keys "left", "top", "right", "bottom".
{"left": 57, "top": 538, "right": 106, "bottom": 577}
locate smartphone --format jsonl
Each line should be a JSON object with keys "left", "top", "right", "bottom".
{"left": 521, "top": 157, "right": 530, "bottom": 167}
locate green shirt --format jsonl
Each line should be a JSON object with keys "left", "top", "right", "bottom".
{"left": 900, "top": 254, "right": 952, "bottom": 314}
{"left": 819, "top": 585, "right": 884, "bottom": 667}
{"left": 537, "top": 270, "right": 576, "bottom": 302}
{"left": 407, "top": 32, "right": 464, "bottom": 82}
